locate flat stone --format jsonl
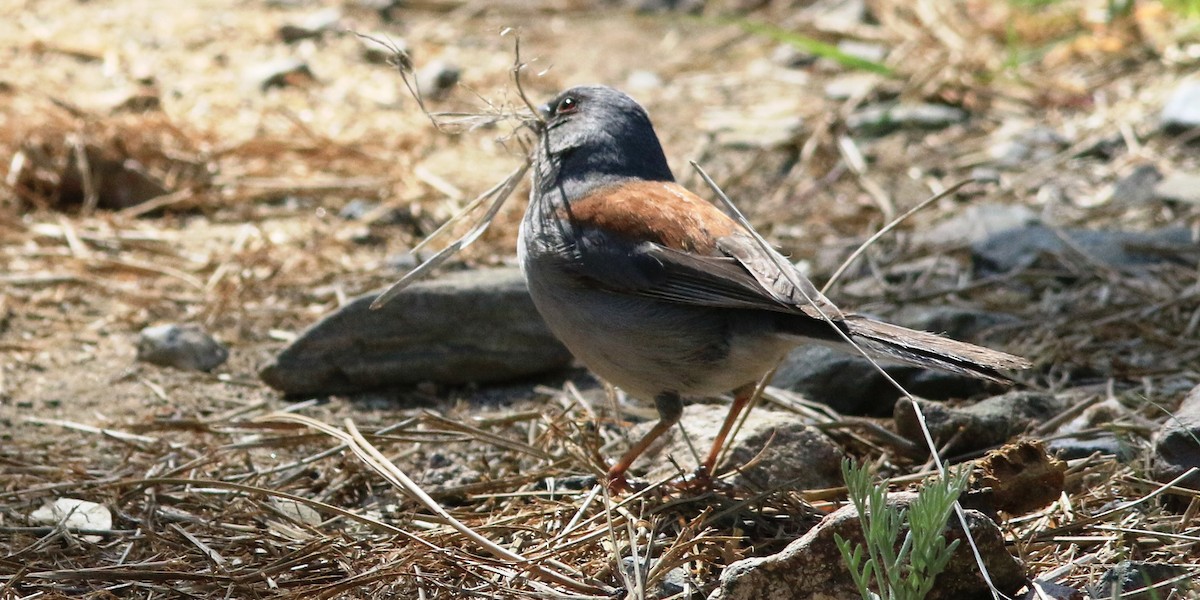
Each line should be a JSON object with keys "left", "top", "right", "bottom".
{"left": 1153, "top": 171, "right": 1200, "bottom": 204}
{"left": 630, "top": 404, "right": 844, "bottom": 490}
{"left": 1020, "top": 581, "right": 1086, "bottom": 600}
{"left": 1150, "top": 383, "right": 1200, "bottom": 490}
{"left": 988, "top": 125, "right": 1069, "bottom": 169}
{"left": 137, "top": 323, "right": 228, "bottom": 372}
{"left": 894, "top": 392, "right": 1069, "bottom": 455}
{"left": 972, "top": 225, "right": 1199, "bottom": 275}
{"left": 771, "top": 345, "right": 990, "bottom": 417}
{"left": 713, "top": 491, "right": 1025, "bottom": 600}
{"left": 848, "top": 102, "right": 968, "bottom": 135}
{"left": 259, "top": 268, "right": 572, "bottom": 396}
{"left": 1110, "top": 164, "right": 1163, "bottom": 205}
{"left": 1161, "top": 79, "right": 1200, "bottom": 132}
{"left": 919, "top": 202, "right": 1040, "bottom": 247}
{"left": 1049, "top": 398, "right": 1139, "bottom": 462}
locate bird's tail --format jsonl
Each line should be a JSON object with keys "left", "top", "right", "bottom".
{"left": 839, "top": 315, "right": 1032, "bottom": 383}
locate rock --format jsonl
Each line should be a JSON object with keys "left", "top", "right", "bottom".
{"left": 713, "top": 491, "right": 1025, "bottom": 600}
{"left": 30, "top": 497, "right": 113, "bottom": 542}
{"left": 621, "top": 556, "right": 691, "bottom": 598}
{"left": 835, "top": 40, "right": 886, "bottom": 63}
{"left": 416, "top": 59, "right": 460, "bottom": 100}
{"left": 972, "top": 225, "right": 1199, "bottom": 275}
{"left": 894, "top": 392, "right": 1068, "bottom": 455}
{"left": 807, "top": 0, "right": 869, "bottom": 31}
{"left": 1049, "top": 398, "right": 1139, "bottom": 462}
{"left": 919, "top": 203, "right": 1040, "bottom": 247}
{"left": 248, "top": 58, "right": 316, "bottom": 90}
{"left": 1109, "top": 164, "right": 1162, "bottom": 205}
{"left": 278, "top": 8, "right": 341, "bottom": 43}
{"left": 1161, "top": 79, "right": 1200, "bottom": 132}
{"left": 1153, "top": 171, "right": 1200, "bottom": 205}
{"left": 625, "top": 0, "right": 705, "bottom": 12}
{"left": 1094, "top": 561, "right": 1193, "bottom": 599}
{"left": 771, "top": 345, "right": 988, "bottom": 417}
{"left": 259, "top": 268, "right": 572, "bottom": 396}
{"left": 891, "top": 305, "right": 1022, "bottom": 342}
{"left": 823, "top": 73, "right": 880, "bottom": 100}
{"left": 137, "top": 324, "right": 228, "bottom": 372}
{"left": 630, "top": 404, "right": 844, "bottom": 490}
{"left": 1021, "top": 581, "right": 1086, "bottom": 600}
{"left": 988, "top": 125, "right": 1069, "bottom": 169}
{"left": 847, "top": 102, "right": 968, "bottom": 135}
{"left": 1150, "top": 383, "right": 1200, "bottom": 490}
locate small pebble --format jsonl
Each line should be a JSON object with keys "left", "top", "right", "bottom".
{"left": 137, "top": 323, "right": 229, "bottom": 372}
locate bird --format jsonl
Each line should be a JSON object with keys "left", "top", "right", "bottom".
{"left": 518, "top": 84, "right": 1031, "bottom": 491}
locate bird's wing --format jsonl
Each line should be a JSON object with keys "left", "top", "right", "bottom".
{"left": 556, "top": 180, "right": 841, "bottom": 317}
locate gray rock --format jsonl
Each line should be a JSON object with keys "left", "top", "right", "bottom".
{"left": 1153, "top": 171, "right": 1200, "bottom": 205}
{"left": 713, "top": 492, "right": 1025, "bottom": 600}
{"left": 894, "top": 392, "right": 1068, "bottom": 455}
{"left": 972, "top": 225, "right": 1199, "bottom": 275}
{"left": 1150, "top": 383, "right": 1200, "bottom": 490}
{"left": 919, "top": 202, "right": 1040, "bottom": 247}
{"left": 988, "top": 126, "right": 1069, "bottom": 169}
{"left": 1020, "top": 581, "right": 1086, "bottom": 600}
{"left": 823, "top": 73, "right": 880, "bottom": 100}
{"left": 621, "top": 556, "right": 692, "bottom": 598}
{"left": 847, "top": 102, "right": 967, "bottom": 135}
{"left": 1049, "top": 398, "right": 1138, "bottom": 461}
{"left": 771, "top": 345, "right": 991, "bottom": 417}
{"left": 1110, "top": 164, "right": 1162, "bottom": 205}
{"left": 278, "top": 8, "right": 341, "bottom": 43}
{"left": 891, "top": 305, "right": 1022, "bottom": 342}
{"left": 631, "top": 404, "right": 844, "bottom": 490}
{"left": 1048, "top": 434, "right": 1133, "bottom": 461}
{"left": 416, "top": 60, "right": 460, "bottom": 100}
{"left": 1161, "top": 79, "right": 1200, "bottom": 132}
{"left": 1093, "top": 561, "right": 1193, "bottom": 599}
{"left": 259, "top": 268, "right": 572, "bottom": 395}
{"left": 137, "top": 324, "right": 228, "bottom": 372}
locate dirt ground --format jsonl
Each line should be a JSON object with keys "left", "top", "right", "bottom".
{"left": 3, "top": 0, "right": 1200, "bottom": 597}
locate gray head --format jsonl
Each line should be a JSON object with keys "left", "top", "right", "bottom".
{"left": 533, "top": 85, "right": 674, "bottom": 199}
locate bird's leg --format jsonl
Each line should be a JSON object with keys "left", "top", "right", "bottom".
{"left": 606, "top": 391, "right": 682, "bottom": 493}
{"left": 695, "top": 383, "right": 756, "bottom": 482}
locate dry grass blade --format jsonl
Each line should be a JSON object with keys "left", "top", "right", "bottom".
{"left": 261, "top": 412, "right": 614, "bottom": 597}
{"left": 369, "top": 160, "right": 530, "bottom": 309}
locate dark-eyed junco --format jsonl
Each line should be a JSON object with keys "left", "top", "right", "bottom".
{"left": 520, "top": 85, "right": 1031, "bottom": 491}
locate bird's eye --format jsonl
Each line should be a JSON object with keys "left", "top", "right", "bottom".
{"left": 556, "top": 96, "right": 579, "bottom": 114}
